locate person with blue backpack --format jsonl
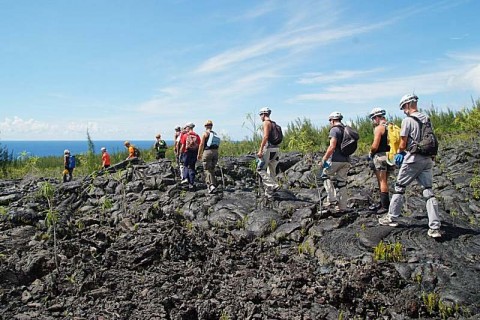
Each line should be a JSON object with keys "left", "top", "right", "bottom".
{"left": 197, "top": 120, "right": 220, "bottom": 194}
{"left": 63, "top": 149, "right": 75, "bottom": 182}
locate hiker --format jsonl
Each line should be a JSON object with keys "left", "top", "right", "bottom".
{"left": 101, "top": 147, "right": 111, "bottom": 169}
{"left": 368, "top": 108, "right": 395, "bottom": 214}
{"left": 124, "top": 141, "right": 136, "bottom": 160}
{"left": 180, "top": 122, "right": 201, "bottom": 190}
{"left": 197, "top": 120, "right": 220, "bottom": 193}
{"left": 173, "top": 125, "right": 182, "bottom": 158}
{"left": 175, "top": 126, "right": 186, "bottom": 179}
{"left": 378, "top": 94, "right": 442, "bottom": 238}
{"left": 319, "top": 112, "right": 351, "bottom": 214}
{"left": 154, "top": 134, "right": 167, "bottom": 159}
{"left": 257, "top": 107, "right": 280, "bottom": 199}
{"left": 63, "top": 149, "right": 74, "bottom": 182}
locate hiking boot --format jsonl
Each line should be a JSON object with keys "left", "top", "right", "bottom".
{"left": 376, "top": 207, "right": 388, "bottom": 214}
{"left": 180, "top": 179, "right": 189, "bottom": 185}
{"left": 378, "top": 213, "right": 398, "bottom": 227}
{"left": 427, "top": 229, "right": 442, "bottom": 238}
{"left": 368, "top": 203, "right": 381, "bottom": 211}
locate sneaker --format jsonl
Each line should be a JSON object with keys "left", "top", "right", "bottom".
{"left": 369, "top": 203, "right": 381, "bottom": 211}
{"left": 427, "top": 229, "right": 442, "bottom": 238}
{"left": 319, "top": 204, "right": 340, "bottom": 215}
{"left": 378, "top": 214, "right": 398, "bottom": 227}
{"left": 180, "top": 179, "right": 189, "bottom": 185}
{"left": 208, "top": 185, "right": 217, "bottom": 194}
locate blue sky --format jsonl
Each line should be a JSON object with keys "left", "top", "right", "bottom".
{"left": 1, "top": 0, "right": 479, "bottom": 141}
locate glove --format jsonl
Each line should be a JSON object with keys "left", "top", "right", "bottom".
{"left": 394, "top": 152, "right": 406, "bottom": 167}
{"left": 321, "top": 160, "right": 330, "bottom": 169}
{"left": 368, "top": 160, "right": 376, "bottom": 171}
{"left": 256, "top": 158, "right": 265, "bottom": 170}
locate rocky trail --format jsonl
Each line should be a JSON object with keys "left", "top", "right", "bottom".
{"left": 1, "top": 142, "right": 479, "bottom": 319}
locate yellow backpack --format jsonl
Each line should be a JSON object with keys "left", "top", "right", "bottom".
{"left": 387, "top": 122, "right": 401, "bottom": 164}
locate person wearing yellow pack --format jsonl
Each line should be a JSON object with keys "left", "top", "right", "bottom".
{"left": 386, "top": 122, "right": 401, "bottom": 166}
{"left": 368, "top": 108, "right": 395, "bottom": 214}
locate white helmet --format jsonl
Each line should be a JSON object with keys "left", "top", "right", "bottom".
{"left": 175, "top": 125, "right": 181, "bottom": 131}
{"left": 259, "top": 107, "right": 271, "bottom": 115}
{"left": 101, "top": 147, "right": 106, "bottom": 152}
{"left": 328, "top": 111, "right": 343, "bottom": 121}
{"left": 399, "top": 94, "right": 418, "bottom": 109}
{"left": 184, "top": 122, "right": 195, "bottom": 128}
{"left": 369, "top": 107, "right": 386, "bottom": 119}
{"left": 64, "top": 149, "right": 70, "bottom": 155}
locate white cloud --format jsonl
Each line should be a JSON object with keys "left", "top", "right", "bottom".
{"left": 195, "top": 15, "right": 394, "bottom": 74}
{"left": 0, "top": 116, "right": 56, "bottom": 134}
{"left": 298, "top": 68, "right": 385, "bottom": 84}
{"left": 293, "top": 64, "right": 480, "bottom": 104}
{"left": 0, "top": 116, "right": 104, "bottom": 140}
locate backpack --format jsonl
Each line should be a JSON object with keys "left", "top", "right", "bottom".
{"left": 207, "top": 130, "right": 221, "bottom": 148}
{"left": 268, "top": 121, "right": 283, "bottom": 145}
{"left": 68, "top": 155, "right": 76, "bottom": 169}
{"left": 408, "top": 115, "right": 439, "bottom": 156}
{"left": 386, "top": 122, "right": 401, "bottom": 164}
{"left": 133, "top": 147, "right": 141, "bottom": 158}
{"left": 336, "top": 125, "right": 359, "bottom": 156}
{"left": 185, "top": 132, "right": 199, "bottom": 150}
{"left": 156, "top": 140, "right": 167, "bottom": 151}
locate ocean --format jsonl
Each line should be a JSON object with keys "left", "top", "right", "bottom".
{"left": 1, "top": 140, "right": 174, "bottom": 158}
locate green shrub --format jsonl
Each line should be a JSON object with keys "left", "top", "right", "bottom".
{"left": 373, "top": 240, "right": 403, "bottom": 262}
{"left": 1, "top": 99, "right": 480, "bottom": 178}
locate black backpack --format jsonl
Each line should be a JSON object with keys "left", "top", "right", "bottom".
{"left": 408, "top": 115, "right": 438, "bottom": 156}
{"left": 268, "top": 121, "right": 283, "bottom": 145}
{"left": 336, "top": 125, "right": 359, "bottom": 156}
{"left": 133, "top": 147, "right": 141, "bottom": 158}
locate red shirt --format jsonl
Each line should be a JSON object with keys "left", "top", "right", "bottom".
{"left": 180, "top": 131, "right": 200, "bottom": 153}
{"left": 102, "top": 152, "right": 111, "bottom": 166}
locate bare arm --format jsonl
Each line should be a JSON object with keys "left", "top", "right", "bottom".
{"left": 257, "top": 121, "right": 271, "bottom": 158}
{"left": 369, "top": 125, "right": 384, "bottom": 154}
{"left": 322, "top": 137, "right": 337, "bottom": 162}
{"left": 197, "top": 132, "right": 208, "bottom": 160}
{"left": 398, "top": 136, "right": 408, "bottom": 153}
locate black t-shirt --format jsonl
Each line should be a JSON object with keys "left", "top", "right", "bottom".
{"left": 330, "top": 126, "right": 349, "bottom": 162}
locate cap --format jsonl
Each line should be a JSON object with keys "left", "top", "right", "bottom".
{"left": 204, "top": 120, "right": 213, "bottom": 127}
{"left": 124, "top": 141, "right": 130, "bottom": 146}
{"left": 184, "top": 122, "right": 195, "bottom": 128}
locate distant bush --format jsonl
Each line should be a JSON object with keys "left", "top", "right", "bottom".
{"left": 1, "top": 98, "right": 479, "bottom": 179}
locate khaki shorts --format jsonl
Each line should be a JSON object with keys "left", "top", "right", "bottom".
{"left": 374, "top": 152, "right": 395, "bottom": 172}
